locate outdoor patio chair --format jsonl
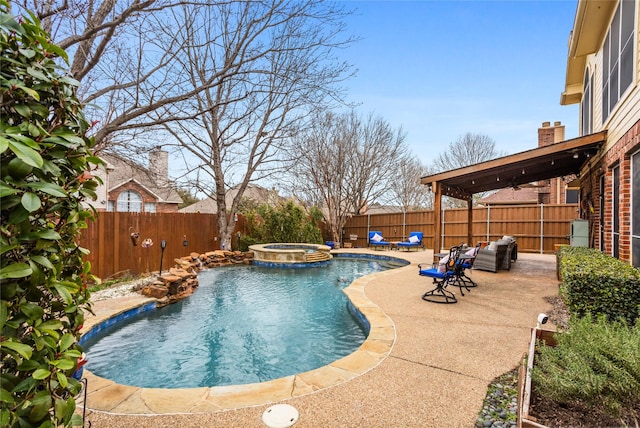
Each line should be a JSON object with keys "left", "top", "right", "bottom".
{"left": 473, "top": 240, "right": 509, "bottom": 272}
{"left": 449, "top": 242, "right": 481, "bottom": 294}
{"left": 418, "top": 246, "right": 461, "bottom": 304}
{"left": 397, "top": 231, "right": 424, "bottom": 251}
{"left": 368, "top": 231, "right": 391, "bottom": 250}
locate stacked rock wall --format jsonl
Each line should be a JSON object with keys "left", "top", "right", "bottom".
{"left": 141, "top": 250, "right": 254, "bottom": 306}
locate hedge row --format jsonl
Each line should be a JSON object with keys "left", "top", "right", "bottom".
{"left": 557, "top": 246, "right": 640, "bottom": 325}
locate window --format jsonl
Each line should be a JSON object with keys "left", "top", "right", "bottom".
{"left": 599, "top": 175, "right": 605, "bottom": 251}
{"left": 566, "top": 189, "right": 579, "bottom": 204}
{"left": 581, "top": 68, "right": 593, "bottom": 135}
{"left": 107, "top": 201, "right": 115, "bottom": 212}
{"left": 602, "top": 0, "right": 635, "bottom": 122}
{"left": 612, "top": 165, "right": 620, "bottom": 258}
{"left": 116, "top": 190, "right": 142, "bottom": 212}
{"left": 144, "top": 202, "right": 156, "bottom": 213}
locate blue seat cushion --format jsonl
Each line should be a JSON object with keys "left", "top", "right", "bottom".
{"left": 419, "top": 268, "right": 447, "bottom": 279}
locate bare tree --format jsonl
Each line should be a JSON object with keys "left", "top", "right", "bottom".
{"left": 16, "top": 1, "right": 355, "bottom": 249}
{"left": 287, "top": 111, "right": 407, "bottom": 242}
{"left": 386, "top": 156, "right": 434, "bottom": 211}
{"left": 433, "top": 133, "right": 506, "bottom": 207}
{"left": 152, "top": 2, "right": 354, "bottom": 249}
{"left": 433, "top": 133, "right": 506, "bottom": 172}
{"left": 14, "top": 0, "right": 177, "bottom": 150}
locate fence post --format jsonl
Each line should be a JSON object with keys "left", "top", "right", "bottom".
{"left": 441, "top": 208, "right": 445, "bottom": 251}
{"left": 539, "top": 203, "right": 544, "bottom": 254}
{"left": 367, "top": 213, "right": 370, "bottom": 244}
{"left": 486, "top": 205, "right": 491, "bottom": 242}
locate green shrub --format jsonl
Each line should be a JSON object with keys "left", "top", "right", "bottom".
{"left": 558, "top": 246, "right": 640, "bottom": 325}
{"left": 1, "top": 3, "right": 100, "bottom": 426}
{"left": 238, "top": 235, "right": 259, "bottom": 252}
{"left": 531, "top": 315, "right": 640, "bottom": 416}
{"left": 242, "top": 201, "right": 323, "bottom": 246}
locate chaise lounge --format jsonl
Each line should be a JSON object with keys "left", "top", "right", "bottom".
{"left": 397, "top": 231, "right": 424, "bottom": 251}
{"left": 368, "top": 231, "right": 391, "bottom": 250}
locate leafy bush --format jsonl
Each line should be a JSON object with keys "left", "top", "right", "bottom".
{"left": 531, "top": 315, "right": 640, "bottom": 416}
{"left": 558, "top": 246, "right": 640, "bottom": 325}
{"left": 240, "top": 201, "right": 323, "bottom": 250}
{"left": 1, "top": 3, "right": 100, "bottom": 426}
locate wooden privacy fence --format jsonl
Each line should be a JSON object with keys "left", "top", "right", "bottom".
{"left": 81, "top": 205, "right": 578, "bottom": 280}
{"left": 78, "top": 212, "right": 244, "bottom": 280}
{"left": 341, "top": 204, "right": 580, "bottom": 253}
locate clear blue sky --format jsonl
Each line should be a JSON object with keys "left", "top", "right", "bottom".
{"left": 340, "top": 0, "right": 580, "bottom": 164}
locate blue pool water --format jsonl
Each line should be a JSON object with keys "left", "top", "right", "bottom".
{"left": 82, "top": 257, "right": 402, "bottom": 388}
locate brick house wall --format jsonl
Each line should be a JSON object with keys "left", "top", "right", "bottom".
{"left": 582, "top": 119, "right": 640, "bottom": 262}
{"left": 537, "top": 121, "right": 572, "bottom": 205}
{"left": 101, "top": 149, "right": 183, "bottom": 213}
{"left": 108, "top": 181, "right": 180, "bottom": 213}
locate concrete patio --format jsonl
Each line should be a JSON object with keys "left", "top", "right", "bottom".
{"left": 80, "top": 249, "right": 561, "bottom": 427}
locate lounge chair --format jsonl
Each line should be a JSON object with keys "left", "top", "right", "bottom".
{"left": 397, "top": 232, "right": 424, "bottom": 251}
{"left": 368, "top": 231, "right": 391, "bottom": 250}
{"left": 418, "top": 246, "right": 461, "bottom": 304}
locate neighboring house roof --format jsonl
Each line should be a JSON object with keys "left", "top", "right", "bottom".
{"left": 101, "top": 153, "right": 183, "bottom": 204}
{"left": 179, "top": 184, "right": 281, "bottom": 213}
{"left": 479, "top": 187, "right": 541, "bottom": 205}
{"left": 359, "top": 203, "right": 404, "bottom": 215}
{"left": 178, "top": 198, "right": 217, "bottom": 214}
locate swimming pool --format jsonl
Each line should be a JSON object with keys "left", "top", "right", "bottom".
{"left": 82, "top": 257, "right": 404, "bottom": 389}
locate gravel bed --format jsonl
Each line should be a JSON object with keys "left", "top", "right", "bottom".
{"left": 90, "top": 276, "right": 156, "bottom": 301}
{"left": 475, "top": 295, "right": 569, "bottom": 428}
{"left": 475, "top": 369, "right": 519, "bottom": 428}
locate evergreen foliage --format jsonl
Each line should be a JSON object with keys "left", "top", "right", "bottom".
{"left": 1, "top": 2, "right": 100, "bottom": 425}
{"left": 532, "top": 315, "right": 640, "bottom": 417}
{"left": 239, "top": 201, "right": 323, "bottom": 251}
{"left": 557, "top": 246, "right": 640, "bottom": 324}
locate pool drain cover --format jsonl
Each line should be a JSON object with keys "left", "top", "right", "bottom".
{"left": 262, "top": 404, "right": 299, "bottom": 428}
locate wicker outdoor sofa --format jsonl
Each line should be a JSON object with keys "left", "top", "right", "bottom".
{"left": 473, "top": 236, "right": 518, "bottom": 273}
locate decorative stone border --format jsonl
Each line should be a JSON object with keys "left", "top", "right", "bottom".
{"left": 250, "top": 243, "right": 332, "bottom": 267}
{"left": 139, "top": 250, "right": 254, "bottom": 305}
{"left": 79, "top": 253, "right": 410, "bottom": 414}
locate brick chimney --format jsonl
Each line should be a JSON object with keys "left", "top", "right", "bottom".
{"left": 149, "top": 146, "right": 169, "bottom": 186}
{"left": 538, "top": 121, "right": 565, "bottom": 147}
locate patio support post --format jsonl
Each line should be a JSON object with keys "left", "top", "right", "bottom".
{"left": 467, "top": 199, "right": 473, "bottom": 246}
{"left": 433, "top": 181, "right": 442, "bottom": 260}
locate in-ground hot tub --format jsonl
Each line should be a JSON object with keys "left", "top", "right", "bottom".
{"left": 249, "top": 243, "right": 332, "bottom": 267}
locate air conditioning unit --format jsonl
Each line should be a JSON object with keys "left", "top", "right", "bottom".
{"left": 570, "top": 219, "right": 589, "bottom": 247}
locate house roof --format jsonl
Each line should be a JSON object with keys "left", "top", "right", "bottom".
{"left": 478, "top": 187, "right": 541, "bottom": 205}
{"left": 101, "top": 153, "right": 183, "bottom": 204}
{"left": 420, "top": 131, "right": 607, "bottom": 199}
{"left": 178, "top": 184, "right": 281, "bottom": 214}
{"left": 561, "top": 0, "right": 616, "bottom": 105}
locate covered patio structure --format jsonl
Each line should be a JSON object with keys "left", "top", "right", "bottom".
{"left": 420, "top": 131, "right": 607, "bottom": 256}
